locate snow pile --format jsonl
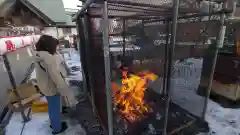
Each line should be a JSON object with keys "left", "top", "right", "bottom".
{"left": 172, "top": 58, "right": 240, "bottom": 135}
{"left": 205, "top": 101, "right": 240, "bottom": 135}
{"left": 172, "top": 58, "right": 203, "bottom": 91}
{"left": 61, "top": 48, "right": 82, "bottom": 82}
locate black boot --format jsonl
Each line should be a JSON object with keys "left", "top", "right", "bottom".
{"left": 52, "top": 122, "right": 68, "bottom": 134}
{"left": 50, "top": 121, "right": 66, "bottom": 129}
{"left": 62, "top": 107, "right": 69, "bottom": 114}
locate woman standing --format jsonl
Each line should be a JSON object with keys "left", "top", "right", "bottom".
{"left": 35, "top": 35, "right": 68, "bottom": 134}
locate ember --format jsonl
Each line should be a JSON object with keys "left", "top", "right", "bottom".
{"left": 111, "top": 67, "right": 158, "bottom": 122}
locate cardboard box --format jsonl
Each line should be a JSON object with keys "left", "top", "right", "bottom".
{"left": 8, "top": 82, "right": 38, "bottom": 103}
{"left": 211, "top": 80, "right": 240, "bottom": 101}
{"left": 13, "top": 93, "right": 42, "bottom": 108}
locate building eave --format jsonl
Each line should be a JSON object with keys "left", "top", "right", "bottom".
{"left": 19, "top": 0, "right": 55, "bottom": 25}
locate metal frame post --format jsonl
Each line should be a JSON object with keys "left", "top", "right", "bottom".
{"left": 122, "top": 19, "right": 126, "bottom": 58}
{"left": 201, "top": 11, "right": 226, "bottom": 120}
{"left": 2, "top": 54, "right": 30, "bottom": 123}
{"left": 102, "top": 1, "right": 114, "bottom": 135}
{"left": 76, "top": 16, "right": 88, "bottom": 102}
{"left": 75, "top": 18, "right": 80, "bottom": 52}
{"left": 163, "top": 0, "right": 179, "bottom": 135}
{"left": 84, "top": 14, "right": 97, "bottom": 114}
{"left": 162, "top": 21, "right": 171, "bottom": 95}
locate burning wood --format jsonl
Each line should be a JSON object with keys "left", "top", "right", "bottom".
{"left": 111, "top": 67, "right": 158, "bottom": 123}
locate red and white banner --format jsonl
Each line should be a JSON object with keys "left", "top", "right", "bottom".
{"left": 0, "top": 35, "right": 41, "bottom": 55}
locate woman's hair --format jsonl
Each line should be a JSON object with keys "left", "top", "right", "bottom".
{"left": 36, "top": 35, "right": 59, "bottom": 55}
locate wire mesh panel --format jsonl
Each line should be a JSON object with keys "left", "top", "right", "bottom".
{"left": 77, "top": 0, "right": 231, "bottom": 135}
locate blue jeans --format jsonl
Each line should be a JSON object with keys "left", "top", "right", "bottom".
{"left": 46, "top": 95, "right": 61, "bottom": 132}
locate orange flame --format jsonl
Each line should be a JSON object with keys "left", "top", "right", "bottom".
{"left": 112, "top": 68, "right": 158, "bottom": 122}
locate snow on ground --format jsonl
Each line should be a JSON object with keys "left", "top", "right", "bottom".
{"left": 6, "top": 112, "right": 86, "bottom": 135}
{"left": 205, "top": 101, "right": 240, "bottom": 135}
{"left": 172, "top": 58, "right": 240, "bottom": 135}
{"left": 171, "top": 84, "right": 240, "bottom": 135}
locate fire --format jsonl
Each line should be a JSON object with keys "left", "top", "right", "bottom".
{"left": 111, "top": 68, "right": 158, "bottom": 122}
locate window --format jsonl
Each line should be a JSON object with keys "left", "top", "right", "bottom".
{"left": 62, "top": 28, "right": 72, "bottom": 34}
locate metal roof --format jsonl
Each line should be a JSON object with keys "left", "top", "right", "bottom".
{"left": 19, "top": 0, "right": 76, "bottom": 26}
{"left": 57, "top": 13, "right": 76, "bottom": 27}
{"left": 26, "top": 0, "right": 67, "bottom": 23}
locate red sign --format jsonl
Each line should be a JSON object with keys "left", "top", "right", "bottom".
{"left": 5, "top": 40, "right": 16, "bottom": 51}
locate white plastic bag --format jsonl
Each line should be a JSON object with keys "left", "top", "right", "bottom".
{"left": 62, "top": 89, "right": 78, "bottom": 108}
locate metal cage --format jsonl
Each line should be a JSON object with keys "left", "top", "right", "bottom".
{"left": 75, "top": 0, "right": 232, "bottom": 135}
